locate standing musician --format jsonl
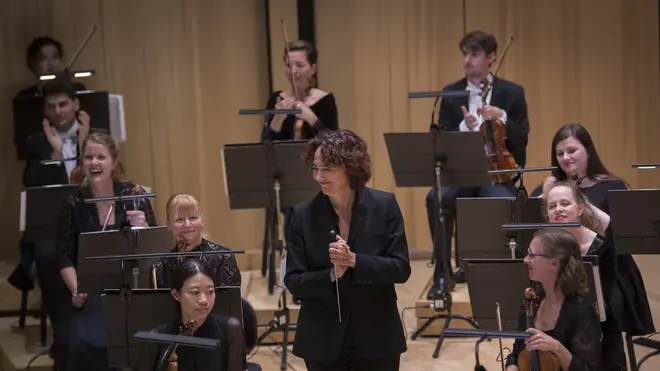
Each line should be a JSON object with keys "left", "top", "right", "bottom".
{"left": 136, "top": 259, "right": 245, "bottom": 371}
{"left": 284, "top": 130, "right": 411, "bottom": 371}
{"left": 17, "top": 36, "right": 86, "bottom": 97}
{"left": 505, "top": 228, "right": 602, "bottom": 371}
{"left": 150, "top": 193, "right": 241, "bottom": 289}
{"left": 425, "top": 30, "right": 530, "bottom": 299}
{"left": 531, "top": 123, "right": 655, "bottom": 340}
{"left": 56, "top": 132, "right": 157, "bottom": 371}
{"left": 261, "top": 40, "right": 338, "bottom": 142}
{"left": 8, "top": 76, "right": 93, "bottom": 366}
{"left": 544, "top": 181, "right": 626, "bottom": 370}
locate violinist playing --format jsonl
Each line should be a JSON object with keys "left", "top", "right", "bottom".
{"left": 505, "top": 228, "right": 601, "bottom": 371}
{"left": 425, "top": 30, "right": 530, "bottom": 299}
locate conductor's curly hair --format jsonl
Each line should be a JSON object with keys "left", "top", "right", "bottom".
{"left": 302, "top": 129, "right": 372, "bottom": 190}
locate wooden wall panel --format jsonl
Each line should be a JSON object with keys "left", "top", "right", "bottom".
{"left": 316, "top": 0, "right": 660, "bottom": 251}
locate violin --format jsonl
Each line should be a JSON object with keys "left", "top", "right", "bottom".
{"left": 280, "top": 19, "right": 305, "bottom": 140}
{"left": 165, "top": 319, "right": 196, "bottom": 371}
{"left": 517, "top": 287, "right": 561, "bottom": 371}
{"left": 477, "top": 36, "right": 519, "bottom": 183}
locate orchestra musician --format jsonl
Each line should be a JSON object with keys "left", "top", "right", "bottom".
{"left": 150, "top": 193, "right": 241, "bottom": 289}
{"left": 17, "top": 36, "right": 86, "bottom": 97}
{"left": 136, "top": 259, "right": 245, "bottom": 371}
{"left": 284, "top": 130, "right": 411, "bottom": 371}
{"left": 425, "top": 30, "right": 530, "bottom": 299}
{"left": 505, "top": 228, "right": 602, "bottom": 371}
{"left": 261, "top": 39, "right": 338, "bottom": 142}
{"left": 55, "top": 132, "right": 157, "bottom": 371}
{"left": 531, "top": 124, "right": 655, "bottom": 339}
{"left": 543, "top": 181, "right": 626, "bottom": 370}
{"left": 8, "top": 76, "right": 94, "bottom": 366}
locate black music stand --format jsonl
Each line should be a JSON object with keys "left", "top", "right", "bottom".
{"left": 383, "top": 130, "right": 490, "bottom": 358}
{"left": 133, "top": 331, "right": 219, "bottom": 371}
{"left": 443, "top": 327, "right": 530, "bottom": 371}
{"left": 608, "top": 189, "right": 660, "bottom": 255}
{"left": 12, "top": 91, "right": 111, "bottom": 160}
{"left": 608, "top": 188, "right": 660, "bottom": 371}
{"left": 77, "top": 226, "right": 173, "bottom": 295}
{"left": 22, "top": 184, "right": 79, "bottom": 244}
{"left": 100, "top": 285, "right": 242, "bottom": 368}
{"left": 456, "top": 196, "right": 544, "bottom": 266}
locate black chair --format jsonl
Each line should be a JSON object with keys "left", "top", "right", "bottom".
{"left": 241, "top": 299, "right": 262, "bottom": 371}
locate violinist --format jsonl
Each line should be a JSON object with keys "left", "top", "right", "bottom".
{"left": 531, "top": 124, "right": 655, "bottom": 340}
{"left": 136, "top": 259, "right": 245, "bottom": 371}
{"left": 151, "top": 193, "right": 241, "bottom": 289}
{"left": 425, "top": 30, "right": 530, "bottom": 299}
{"left": 261, "top": 39, "right": 339, "bottom": 142}
{"left": 16, "top": 36, "right": 86, "bottom": 97}
{"left": 55, "top": 132, "right": 157, "bottom": 371}
{"left": 505, "top": 228, "right": 602, "bottom": 371}
{"left": 544, "top": 181, "right": 626, "bottom": 370}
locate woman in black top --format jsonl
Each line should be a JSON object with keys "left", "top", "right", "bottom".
{"left": 136, "top": 259, "right": 245, "bottom": 371}
{"left": 505, "top": 229, "right": 602, "bottom": 371}
{"left": 531, "top": 123, "right": 655, "bottom": 339}
{"left": 56, "top": 132, "right": 157, "bottom": 371}
{"left": 151, "top": 193, "right": 241, "bottom": 289}
{"left": 261, "top": 39, "right": 338, "bottom": 141}
{"left": 544, "top": 181, "right": 625, "bottom": 370}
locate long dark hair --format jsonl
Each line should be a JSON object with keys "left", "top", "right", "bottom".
{"left": 550, "top": 124, "right": 618, "bottom": 182}
{"left": 171, "top": 259, "right": 215, "bottom": 326}
{"left": 534, "top": 228, "right": 588, "bottom": 298}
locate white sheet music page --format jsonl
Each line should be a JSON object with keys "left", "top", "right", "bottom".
{"left": 19, "top": 191, "right": 26, "bottom": 231}
{"left": 109, "top": 94, "right": 126, "bottom": 143}
{"left": 592, "top": 266, "right": 606, "bottom": 322}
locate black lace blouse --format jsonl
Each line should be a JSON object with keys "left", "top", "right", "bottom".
{"left": 151, "top": 238, "right": 241, "bottom": 288}
{"left": 56, "top": 181, "right": 158, "bottom": 271}
{"left": 505, "top": 294, "right": 602, "bottom": 371}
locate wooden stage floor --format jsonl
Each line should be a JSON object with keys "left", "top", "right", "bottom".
{"left": 1, "top": 258, "right": 659, "bottom": 371}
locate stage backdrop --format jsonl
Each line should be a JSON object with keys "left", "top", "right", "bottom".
{"left": 0, "top": 0, "right": 658, "bottom": 266}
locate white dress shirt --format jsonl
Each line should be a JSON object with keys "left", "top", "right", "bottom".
{"left": 56, "top": 121, "right": 80, "bottom": 182}
{"left": 458, "top": 74, "right": 508, "bottom": 132}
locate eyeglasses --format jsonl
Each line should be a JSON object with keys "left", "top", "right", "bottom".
{"left": 527, "top": 247, "right": 551, "bottom": 259}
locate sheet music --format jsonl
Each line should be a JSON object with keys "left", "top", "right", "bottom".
{"left": 108, "top": 94, "right": 126, "bottom": 143}
{"left": 592, "top": 266, "right": 606, "bottom": 322}
{"left": 279, "top": 253, "right": 287, "bottom": 294}
{"left": 220, "top": 149, "right": 229, "bottom": 197}
{"left": 19, "top": 191, "right": 26, "bottom": 232}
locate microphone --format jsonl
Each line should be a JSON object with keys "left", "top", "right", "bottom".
{"left": 329, "top": 230, "right": 342, "bottom": 322}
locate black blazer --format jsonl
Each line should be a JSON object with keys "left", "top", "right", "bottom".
{"left": 432, "top": 76, "right": 530, "bottom": 169}
{"left": 284, "top": 187, "right": 411, "bottom": 362}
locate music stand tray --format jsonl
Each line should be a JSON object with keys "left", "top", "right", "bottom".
{"left": 77, "top": 226, "right": 174, "bottom": 294}
{"left": 101, "top": 287, "right": 239, "bottom": 367}
{"left": 22, "top": 184, "right": 79, "bottom": 243}
{"left": 12, "top": 91, "right": 111, "bottom": 160}
{"left": 608, "top": 189, "right": 660, "bottom": 254}
{"left": 456, "top": 197, "right": 544, "bottom": 269}
{"left": 464, "top": 258, "right": 602, "bottom": 330}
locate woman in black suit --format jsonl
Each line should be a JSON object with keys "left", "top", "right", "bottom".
{"left": 284, "top": 129, "right": 411, "bottom": 371}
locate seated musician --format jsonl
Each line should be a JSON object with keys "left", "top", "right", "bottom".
{"left": 261, "top": 39, "right": 338, "bottom": 142}
{"left": 136, "top": 259, "right": 245, "bottom": 371}
{"left": 425, "top": 30, "right": 530, "bottom": 298}
{"left": 544, "top": 181, "right": 626, "bottom": 370}
{"left": 56, "top": 132, "right": 157, "bottom": 371}
{"left": 151, "top": 193, "right": 241, "bottom": 289}
{"left": 532, "top": 123, "right": 655, "bottom": 340}
{"left": 17, "top": 36, "right": 86, "bottom": 97}
{"left": 505, "top": 228, "right": 601, "bottom": 371}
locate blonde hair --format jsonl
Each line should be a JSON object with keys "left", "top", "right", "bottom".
{"left": 166, "top": 193, "right": 201, "bottom": 222}
{"left": 541, "top": 181, "right": 602, "bottom": 233}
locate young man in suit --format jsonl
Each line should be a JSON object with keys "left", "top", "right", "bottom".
{"left": 17, "top": 77, "right": 91, "bottom": 369}
{"left": 425, "top": 30, "right": 530, "bottom": 300}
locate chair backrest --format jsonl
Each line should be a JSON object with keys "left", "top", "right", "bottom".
{"left": 241, "top": 298, "right": 258, "bottom": 352}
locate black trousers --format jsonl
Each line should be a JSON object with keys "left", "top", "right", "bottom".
{"left": 304, "top": 349, "right": 400, "bottom": 371}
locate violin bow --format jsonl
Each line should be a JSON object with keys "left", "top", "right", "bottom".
{"left": 66, "top": 25, "right": 98, "bottom": 72}
{"left": 280, "top": 18, "right": 305, "bottom": 139}
{"left": 496, "top": 302, "right": 505, "bottom": 371}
